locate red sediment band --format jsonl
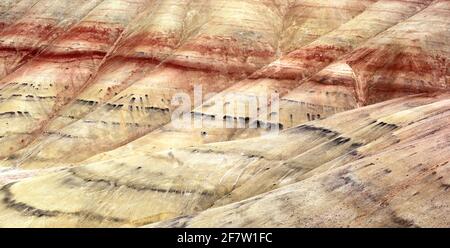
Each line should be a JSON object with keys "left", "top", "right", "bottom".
{"left": 346, "top": 47, "right": 448, "bottom": 76}
{"left": 365, "top": 85, "right": 439, "bottom": 105}
{"left": 287, "top": 45, "right": 348, "bottom": 62}
{"left": 164, "top": 35, "right": 276, "bottom": 77}
{"left": 342, "top": 46, "right": 449, "bottom": 104}
{"left": 37, "top": 50, "right": 107, "bottom": 61}
{"left": 112, "top": 34, "right": 271, "bottom": 76}
{"left": 58, "top": 25, "right": 124, "bottom": 45}
{"left": 250, "top": 45, "right": 350, "bottom": 81}
{"left": 309, "top": 72, "right": 356, "bottom": 87}
{"left": 0, "top": 45, "right": 107, "bottom": 62}
{"left": 0, "top": 46, "right": 41, "bottom": 65}
{"left": 248, "top": 65, "right": 303, "bottom": 81}
{"left": 95, "top": 54, "right": 252, "bottom": 78}
{"left": 181, "top": 35, "right": 275, "bottom": 59}
{"left": 161, "top": 59, "right": 251, "bottom": 77}
{"left": 107, "top": 54, "right": 162, "bottom": 65}
{"left": 370, "top": 81, "right": 441, "bottom": 93}
{"left": 0, "top": 45, "right": 38, "bottom": 54}
{"left": 1, "top": 22, "right": 59, "bottom": 39}
{"left": 116, "top": 33, "right": 179, "bottom": 52}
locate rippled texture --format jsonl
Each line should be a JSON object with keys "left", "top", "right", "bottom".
{"left": 0, "top": 0, "right": 448, "bottom": 227}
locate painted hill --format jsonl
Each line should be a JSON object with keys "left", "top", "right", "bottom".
{"left": 0, "top": 0, "right": 448, "bottom": 227}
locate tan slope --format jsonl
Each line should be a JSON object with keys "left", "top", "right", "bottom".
{"left": 152, "top": 104, "right": 450, "bottom": 227}
{"left": 0, "top": 0, "right": 155, "bottom": 158}
{"left": 0, "top": 0, "right": 15, "bottom": 11}
{"left": 0, "top": 94, "right": 447, "bottom": 227}
{"left": 279, "top": 0, "right": 377, "bottom": 53}
{"left": 0, "top": 0, "right": 41, "bottom": 30}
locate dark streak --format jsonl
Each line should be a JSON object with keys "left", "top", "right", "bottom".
{"left": 68, "top": 168, "right": 214, "bottom": 196}
{"left": 1, "top": 183, "right": 125, "bottom": 223}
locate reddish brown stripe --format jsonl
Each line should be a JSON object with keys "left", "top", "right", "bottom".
{"left": 347, "top": 47, "right": 448, "bottom": 76}
{"left": 1, "top": 22, "right": 59, "bottom": 38}
{"left": 38, "top": 50, "right": 107, "bottom": 61}
{"left": 181, "top": 35, "right": 275, "bottom": 58}
{"left": 116, "top": 32, "right": 179, "bottom": 52}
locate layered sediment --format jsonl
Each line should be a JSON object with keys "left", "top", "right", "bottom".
{"left": 0, "top": 0, "right": 154, "bottom": 157}
{"left": 0, "top": 0, "right": 448, "bottom": 228}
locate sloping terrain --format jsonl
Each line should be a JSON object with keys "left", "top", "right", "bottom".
{"left": 0, "top": 94, "right": 448, "bottom": 227}
{"left": 0, "top": 0, "right": 448, "bottom": 227}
